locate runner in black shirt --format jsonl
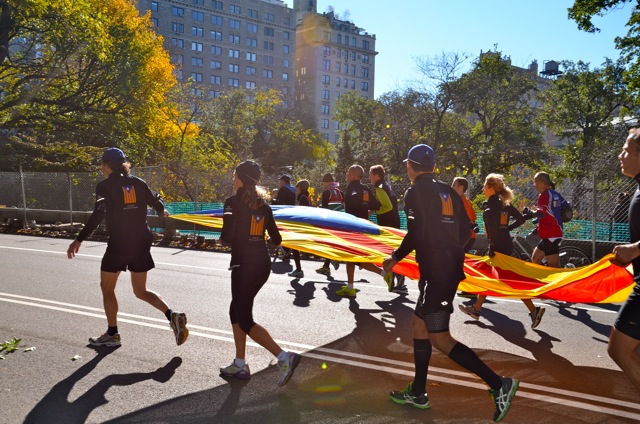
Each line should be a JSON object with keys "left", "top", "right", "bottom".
{"left": 610, "top": 128, "right": 640, "bottom": 392}
{"left": 218, "top": 160, "right": 301, "bottom": 386}
{"left": 67, "top": 148, "right": 188, "bottom": 347}
{"left": 383, "top": 144, "right": 518, "bottom": 421}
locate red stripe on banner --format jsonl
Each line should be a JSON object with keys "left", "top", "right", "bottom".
{"left": 540, "top": 265, "right": 633, "bottom": 303}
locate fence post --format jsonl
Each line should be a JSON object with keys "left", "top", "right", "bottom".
{"left": 591, "top": 172, "right": 597, "bottom": 261}
{"left": 68, "top": 172, "right": 73, "bottom": 229}
{"left": 19, "top": 165, "right": 27, "bottom": 229}
{"left": 193, "top": 175, "right": 199, "bottom": 237}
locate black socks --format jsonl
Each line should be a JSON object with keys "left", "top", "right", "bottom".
{"left": 448, "top": 342, "right": 502, "bottom": 391}
{"left": 412, "top": 338, "right": 432, "bottom": 395}
{"left": 165, "top": 309, "right": 173, "bottom": 321}
{"left": 107, "top": 326, "right": 118, "bottom": 336}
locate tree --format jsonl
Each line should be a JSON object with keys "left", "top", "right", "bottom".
{"left": 568, "top": 0, "right": 640, "bottom": 100}
{"left": 0, "top": 0, "right": 175, "bottom": 170}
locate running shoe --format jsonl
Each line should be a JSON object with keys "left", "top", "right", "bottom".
{"left": 277, "top": 352, "right": 301, "bottom": 387}
{"left": 315, "top": 266, "right": 331, "bottom": 276}
{"left": 331, "top": 260, "right": 340, "bottom": 271}
{"left": 390, "top": 383, "right": 431, "bottom": 409}
{"left": 394, "top": 274, "right": 405, "bottom": 287}
{"left": 458, "top": 304, "right": 481, "bottom": 320}
{"left": 392, "top": 284, "right": 408, "bottom": 295}
{"left": 489, "top": 377, "right": 519, "bottom": 422}
{"left": 220, "top": 361, "right": 251, "bottom": 380}
{"left": 89, "top": 333, "right": 121, "bottom": 347}
{"left": 288, "top": 269, "right": 304, "bottom": 278}
{"left": 530, "top": 306, "right": 545, "bottom": 329}
{"left": 335, "top": 286, "right": 356, "bottom": 297}
{"left": 170, "top": 311, "right": 189, "bottom": 346}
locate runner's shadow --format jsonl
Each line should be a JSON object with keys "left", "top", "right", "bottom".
{"left": 271, "top": 261, "right": 293, "bottom": 274}
{"left": 212, "top": 376, "right": 251, "bottom": 423}
{"left": 24, "top": 349, "right": 182, "bottom": 424}
{"left": 555, "top": 303, "right": 613, "bottom": 339}
{"left": 287, "top": 280, "right": 316, "bottom": 307}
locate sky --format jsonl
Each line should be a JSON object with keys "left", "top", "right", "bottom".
{"left": 282, "top": 0, "right": 634, "bottom": 98}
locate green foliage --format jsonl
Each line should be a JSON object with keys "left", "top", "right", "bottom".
{"left": 0, "top": 337, "right": 22, "bottom": 359}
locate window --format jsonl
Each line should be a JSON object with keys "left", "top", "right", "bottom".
{"left": 337, "top": 34, "right": 342, "bottom": 44}
{"left": 151, "top": 18, "right": 158, "bottom": 27}
{"left": 247, "top": 23, "right": 257, "bottom": 33}
{"left": 284, "top": 16, "right": 291, "bottom": 26}
{"left": 321, "top": 119, "right": 329, "bottom": 129}
{"left": 246, "top": 37, "right": 257, "bottom": 48}
{"left": 335, "top": 77, "right": 340, "bottom": 87}
{"left": 344, "top": 64, "right": 349, "bottom": 74}
{"left": 343, "top": 78, "right": 348, "bottom": 88}
{"left": 228, "top": 48, "right": 239, "bottom": 58}
{"left": 322, "top": 45, "right": 330, "bottom": 56}
{"left": 336, "top": 63, "right": 341, "bottom": 72}
{"left": 282, "top": 72, "right": 288, "bottom": 81}
{"left": 212, "top": 0, "right": 223, "bottom": 10}
{"left": 229, "top": 34, "right": 240, "bottom": 44}
{"left": 192, "top": 0, "right": 203, "bottom": 5}
{"left": 265, "top": 12, "right": 274, "bottom": 22}
{"left": 342, "top": 49, "right": 348, "bottom": 59}
{"left": 191, "top": 26, "right": 203, "bottom": 37}
{"left": 322, "top": 89, "right": 330, "bottom": 100}
{"left": 191, "top": 42, "right": 203, "bottom": 52}
{"left": 336, "top": 48, "right": 341, "bottom": 58}
{"left": 151, "top": 2, "right": 158, "bottom": 12}
{"left": 212, "top": 15, "right": 222, "bottom": 26}
{"left": 322, "top": 75, "right": 330, "bottom": 84}
{"left": 351, "top": 37, "right": 357, "bottom": 47}
{"left": 362, "top": 54, "right": 369, "bottom": 64}
{"left": 351, "top": 79, "right": 355, "bottom": 89}
{"left": 300, "top": 66, "right": 306, "bottom": 75}
{"left": 172, "top": 22, "right": 184, "bottom": 33}
{"left": 323, "top": 59, "right": 330, "bottom": 70}
{"left": 262, "top": 69, "right": 273, "bottom": 78}
{"left": 363, "top": 40, "right": 370, "bottom": 50}
{"left": 228, "top": 78, "right": 239, "bottom": 87}
{"left": 172, "top": 54, "right": 183, "bottom": 64}
{"left": 211, "top": 75, "right": 221, "bottom": 84}
{"left": 362, "top": 67, "right": 369, "bottom": 78}
{"left": 246, "top": 81, "right": 256, "bottom": 89}
{"left": 190, "top": 72, "right": 202, "bottom": 82}
{"left": 351, "top": 64, "right": 356, "bottom": 75}
{"left": 344, "top": 36, "right": 349, "bottom": 45}
{"left": 171, "top": 38, "right": 184, "bottom": 48}
{"left": 209, "top": 90, "right": 221, "bottom": 98}
{"left": 191, "top": 57, "right": 203, "bottom": 66}
{"left": 263, "top": 41, "right": 274, "bottom": 50}
{"left": 351, "top": 51, "right": 356, "bottom": 61}
{"left": 210, "top": 60, "right": 221, "bottom": 69}
{"left": 248, "top": 8, "right": 258, "bottom": 19}
{"left": 283, "top": 45, "right": 289, "bottom": 54}
{"left": 192, "top": 11, "right": 204, "bottom": 21}
{"left": 210, "top": 30, "right": 222, "bottom": 40}
{"left": 335, "top": 121, "right": 340, "bottom": 130}
{"left": 284, "top": 31, "right": 290, "bottom": 40}
{"left": 191, "top": 88, "right": 202, "bottom": 96}
{"left": 322, "top": 133, "right": 329, "bottom": 141}
{"left": 324, "top": 31, "right": 330, "bottom": 41}
{"left": 262, "top": 55, "right": 274, "bottom": 65}
{"left": 230, "top": 4, "right": 241, "bottom": 14}
{"left": 263, "top": 27, "right": 274, "bottom": 36}
{"left": 321, "top": 104, "right": 329, "bottom": 114}
{"left": 172, "top": 6, "right": 184, "bottom": 16}
{"left": 176, "top": 70, "right": 183, "bottom": 80}
{"left": 229, "top": 19, "right": 240, "bottom": 30}
{"left": 228, "top": 64, "right": 239, "bottom": 73}
{"left": 246, "top": 52, "right": 257, "bottom": 61}
{"left": 246, "top": 66, "right": 256, "bottom": 75}
{"left": 210, "top": 45, "right": 221, "bottom": 55}
{"left": 361, "top": 81, "right": 369, "bottom": 91}
{"left": 283, "top": 58, "right": 289, "bottom": 68}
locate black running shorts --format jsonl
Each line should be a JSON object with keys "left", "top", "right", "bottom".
{"left": 537, "top": 238, "right": 561, "bottom": 255}
{"left": 614, "top": 283, "right": 640, "bottom": 340}
{"left": 101, "top": 245, "right": 155, "bottom": 273}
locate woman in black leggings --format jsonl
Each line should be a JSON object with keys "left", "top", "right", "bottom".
{"left": 219, "top": 160, "right": 301, "bottom": 386}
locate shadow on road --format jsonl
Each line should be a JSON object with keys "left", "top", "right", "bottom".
{"left": 24, "top": 347, "right": 182, "bottom": 424}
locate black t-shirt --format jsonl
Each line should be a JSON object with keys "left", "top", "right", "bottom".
{"left": 76, "top": 173, "right": 164, "bottom": 252}
{"left": 394, "top": 173, "right": 470, "bottom": 269}
{"left": 344, "top": 180, "right": 380, "bottom": 219}
{"left": 483, "top": 194, "right": 525, "bottom": 254}
{"left": 375, "top": 180, "right": 400, "bottom": 228}
{"left": 273, "top": 185, "right": 296, "bottom": 205}
{"left": 221, "top": 188, "right": 282, "bottom": 265}
{"left": 629, "top": 177, "right": 640, "bottom": 281}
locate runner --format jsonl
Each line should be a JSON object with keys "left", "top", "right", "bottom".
{"left": 383, "top": 144, "right": 518, "bottom": 422}
{"left": 218, "top": 160, "right": 301, "bottom": 386}
{"left": 609, "top": 128, "right": 640, "bottom": 392}
{"left": 66, "top": 147, "right": 188, "bottom": 347}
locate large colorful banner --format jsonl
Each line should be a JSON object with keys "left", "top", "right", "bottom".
{"left": 171, "top": 206, "right": 634, "bottom": 303}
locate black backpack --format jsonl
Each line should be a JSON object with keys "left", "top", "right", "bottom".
{"left": 560, "top": 199, "right": 573, "bottom": 223}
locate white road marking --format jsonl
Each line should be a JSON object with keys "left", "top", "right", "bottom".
{"left": 0, "top": 291, "right": 637, "bottom": 420}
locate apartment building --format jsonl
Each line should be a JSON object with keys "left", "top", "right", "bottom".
{"left": 137, "top": 0, "right": 296, "bottom": 101}
{"left": 294, "top": 8, "right": 377, "bottom": 143}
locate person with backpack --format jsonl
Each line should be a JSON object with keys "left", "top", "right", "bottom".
{"left": 336, "top": 165, "right": 385, "bottom": 297}
{"left": 316, "top": 173, "right": 342, "bottom": 276}
{"left": 528, "top": 172, "right": 566, "bottom": 268}
{"left": 288, "top": 179, "right": 312, "bottom": 279}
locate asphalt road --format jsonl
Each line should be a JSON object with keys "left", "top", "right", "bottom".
{"left": 0, "top": 233, "right": 638, "bottom": 423}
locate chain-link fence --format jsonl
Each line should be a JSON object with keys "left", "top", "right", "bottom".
{"left": 1, "top": 158, "right": 633, "bottom": 262}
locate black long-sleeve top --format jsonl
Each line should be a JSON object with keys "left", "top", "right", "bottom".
{"left": 76, "top": 173, "right": 164, "bottom": 253}
{"left": 483, "top": 194, "right": 525, "bottom": 254}
{"left": 221, "top": 187, "right": 282, "bottom": 266}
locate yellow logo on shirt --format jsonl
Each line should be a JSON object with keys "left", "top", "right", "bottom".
{"left": 250, "top": 214, "right": 265, "bottom": 236}
{"left": 440, "top": 193, "right": 453, "bottom": 216}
